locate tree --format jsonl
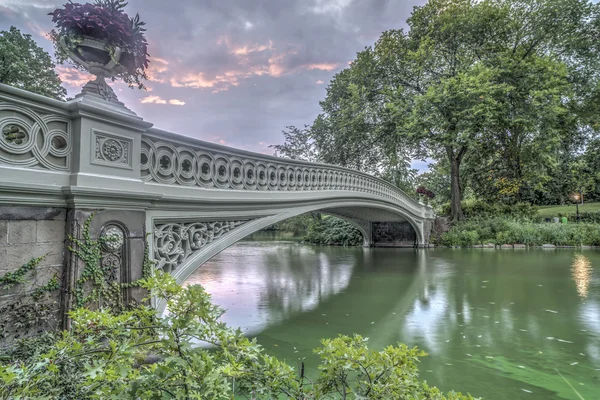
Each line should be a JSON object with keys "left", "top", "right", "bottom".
{"left": 270, "top": 125, "right": 317, "bottom": 162}
{"left": 0, "top": 26, "right": 66, "bottom": 100}
{"left": 375, "top": 0, "right": 600, "bottom": 220}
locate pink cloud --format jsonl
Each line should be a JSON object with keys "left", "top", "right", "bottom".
{"left": 316, "top": 80, "right": 324, "bottom": 84}
{"left": 141, "top": 95, "right": 167, "bottom": 104}
{"left": 304, "top": 63, "right": 338, "bottom": 71}
{"left": 55, "top": 66, "right": 94, "bottom": 87}
{"left": 150, "top": 37, "right": 340, "bottom": 94}
{"left": 26, "top": 22, "right": 49, "bottom": 40}
{"left": 141, "top": 95, "right": 185, "bottom": 105}
{"left": 146, "top": 57, "right": 170, "bottom": 83}
{"left": 232, "top": 40, "right": 273, "bottom": 55}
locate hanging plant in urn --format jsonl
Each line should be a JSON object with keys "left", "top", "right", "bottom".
{"left": 49, "top": 0, "right": 149, "bottom": 103}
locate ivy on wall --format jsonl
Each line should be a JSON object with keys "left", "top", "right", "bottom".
{"left": 0, "top": 256, "right": 59, "bottom": 341}
{"left": 1, "top": 212, "right": 153, "bottom": 341}
{"left": 69, "top": 212, "right": 153, "bottom": 310}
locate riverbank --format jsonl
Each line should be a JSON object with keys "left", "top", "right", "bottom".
{"left": 437, "top": 218, "right": 600, "bottom": 248}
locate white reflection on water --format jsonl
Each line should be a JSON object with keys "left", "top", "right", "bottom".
{"left": 572, "top": 254, "right": 592, "bottom": 299}
{"left": 185, "top": 241, "right": 353, "bottom": 335}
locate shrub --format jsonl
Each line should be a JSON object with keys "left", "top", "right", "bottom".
{"left": 440, "top": 200, "right": 537, "bottom": 220}
{"left": 0, "top": 272, "right": 475, "bottom": 399}
{"left": 304, "top": 216, "right": 363, "bottom": 246}
{"left": 440, "top": 218, "right": 600, "bottom": 247}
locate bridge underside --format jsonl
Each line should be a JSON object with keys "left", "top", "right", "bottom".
{"left": 149, "top": 200, "right": 433, "bottom": 288}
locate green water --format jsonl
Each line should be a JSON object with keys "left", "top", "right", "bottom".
{"left": 185, "top": 242, "right": 600, "bottom": 399}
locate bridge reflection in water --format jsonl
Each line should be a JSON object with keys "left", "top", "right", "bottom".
{"left": 188, "top": 244, "right": 600, "bottom": 399}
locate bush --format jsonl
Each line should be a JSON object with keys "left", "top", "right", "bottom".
{"left": 569, "top": 211, "right": 600, "bottom": 223}
{"left": 440, "top": 229, "right": 480, "bottom": 247}
{"left": 440, "top": 218, "right": 600, "bottom": 247}
{"left": 440, "top": 200, "right": 537, "bottom": 220}
{"left": 304, "top": 216, "right": 363, "bottom": 246}
{"left": 0, "top": 272, "right": 475, "bottom": 400}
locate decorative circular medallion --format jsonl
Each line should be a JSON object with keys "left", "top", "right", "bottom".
{"left": 2, "top": 124, "right": 28, "bottom": 146}
{"left": 102, "top": 139, "right": 123, "bottom": 161}
{"left": 102, "top": 226, "right": 124, "bottom": 251}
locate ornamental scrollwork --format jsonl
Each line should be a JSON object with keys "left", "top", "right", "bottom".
{"left": 0, "top": 103, "right": 71, "bottom": 171}
{"left": 100, "top": 225, "right": 125, "bottom": 283}
{"left": 140, "top": 135, "right": 434, "bottom": 219}
{"left": 154, "top": 220, "right": 249, "bottom": 273}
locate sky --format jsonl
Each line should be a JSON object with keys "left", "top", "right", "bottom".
{"left": 0, "top": 0, "right": 427, "bottom": 168}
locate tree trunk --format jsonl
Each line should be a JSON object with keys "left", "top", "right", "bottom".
{"left": 448, "top": 149, "right": 464, "bottom": 222}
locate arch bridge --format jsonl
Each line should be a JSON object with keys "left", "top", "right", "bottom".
{"left": 0, "top": 83, "right": 434, "bottom": 315}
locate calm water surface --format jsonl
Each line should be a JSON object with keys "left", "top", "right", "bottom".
{"left": 185, "top": 241, "right": 600, "bottom": 399}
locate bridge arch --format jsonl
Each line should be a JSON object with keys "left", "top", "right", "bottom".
{"left": 150, "top": 200, "right": 423, "bottom": 282}
{"left": 0, "top": 83, "right": 436, "bottom": 323}
{"left": 151, "top": 200, "right": 424, "bottom": 313}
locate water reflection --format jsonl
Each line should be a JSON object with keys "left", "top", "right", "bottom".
{"left": 572, "top": 254, "right": 592, "bottom": 299}
{"left": 185, "top": 241, "right": 354, "bottom": 334}
{"left": 187, "top": 245, "right": 600, "bottom": 399}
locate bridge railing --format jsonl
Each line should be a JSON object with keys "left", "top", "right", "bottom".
{"left": 142, "top": 128, "right": 434, "bottom": 218}
{"left": 0, "top": 83, "right": 433, "bottom": 219}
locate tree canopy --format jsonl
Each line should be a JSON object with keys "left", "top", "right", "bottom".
{"left": 0, "top": 26, "right": 66, "bottom": 100}
{"left": 274, "top": 0, "right": 600, "bottom": 220}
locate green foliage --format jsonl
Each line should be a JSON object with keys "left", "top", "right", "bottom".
{"left": 270, "top": 126, "right": 317, "bottom": 162}
{"left": 32, "top": 275, "right": 61, "bottom": 300}
{"left": 0, "top": 272, "right": 475, "bottom": 399}
{"left": 304, "top": 216, "right": 364, "bottom": 246}
{"left": 573, "top": 211, "right": 600, "bottom": 223}
{"left": 69, "top": 213, "right": 152, "bottom": 310}
{"left": 441, "top": 200, "right": 538, "bottom": 220}
{"left": 0, "top": 256, "right": 61, "bottom": 341}
{"left": 0, "top": 256, "right": 45, "bottom": 290}
{"left": 281, "top": 0, "right": 600, "bottom": 221}
{"left": 0, "top": 26, "right": 67, "bottom": 100}
{"left": 440, "top": 217, "right": 600, "bottom": 247}
{"left": 267, "top": 213, "right": 316, "bottom": 235}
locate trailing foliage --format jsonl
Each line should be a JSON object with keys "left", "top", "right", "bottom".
{"left": 304, "top": 216, "right": 364, "bottom": 247}
{"left": 49, "top": 0, "right": 149, "bottom": 89}
{"left": 69, "top": 213, "right": 152, "bottom": 310}
{"left": 0, "top": 256, "right": 45, "bottom": 290}
{"left": 439, "top": 217, "right": 600, "bottom": 247}
{"left": 0, "top": 272, "right": 475, "bottom": 399}
{"left": 0, "top": 255, "right": 61, "bottom": 341}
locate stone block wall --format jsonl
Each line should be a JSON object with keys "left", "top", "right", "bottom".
{"left": 0, "top": 207, "right": 67, "bottom": 346}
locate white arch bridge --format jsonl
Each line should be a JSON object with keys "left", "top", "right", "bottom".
{"left": 0, "top": 83, "right": 434, "bottom": 312}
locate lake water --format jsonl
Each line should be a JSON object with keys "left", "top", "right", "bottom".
{"left": 185, "top": 241, "right": 600, "bottom": 399}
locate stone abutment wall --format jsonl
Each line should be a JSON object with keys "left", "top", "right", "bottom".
{"left": 0, "top": 207, "right": 66, "bottom": 346}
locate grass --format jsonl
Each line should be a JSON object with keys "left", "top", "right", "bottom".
{"left": 537, "top": 202, "right": 600, "bottom": 217}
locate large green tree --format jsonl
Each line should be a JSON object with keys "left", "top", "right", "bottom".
{"left": 376, "top": 0, "right": 599, "bottom": 220}
{"left": 0, "top": 26, "right": 66, "bottom": 100}
{"left": 294, "top": 0, "right": 599, "bottom": 221}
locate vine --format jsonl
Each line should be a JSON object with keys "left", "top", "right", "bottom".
{"left": 69, "top": 213, "right": 153, "bottom": 311}
{"left": 0, "top": 256, "right": 60, "bottom": 341}
{"left": 0, "top": 256, "right": 45, "bottom": 289}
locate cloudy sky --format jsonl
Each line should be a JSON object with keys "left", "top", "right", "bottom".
{"left": 0, "top": 0, "right": 424, "bottom": 157}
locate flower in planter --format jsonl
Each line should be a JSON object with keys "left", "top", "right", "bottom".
{"left": 416, "top": 186, "right": 435, "bottom": 200}
{"left": 49, "top": 0, "right": 150, "bottom": 89}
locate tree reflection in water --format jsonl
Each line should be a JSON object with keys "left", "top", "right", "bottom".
{"left": 186, "top": 244, "right": 600, "bottom": 398}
